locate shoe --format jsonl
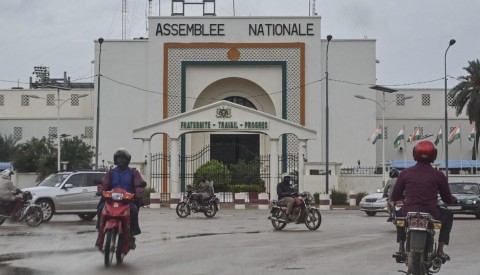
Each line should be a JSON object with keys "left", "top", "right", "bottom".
{"left": 437, "top": 253, "right": 450, "bottom": 263}
{"left": 130, "top": 235, "right": 136, "bottom": 250}
{"left": 392, "top": 252, "right": 406, "bottom": 263}
{"left": 387, "top": 217, "right": 394, "bottom": 223}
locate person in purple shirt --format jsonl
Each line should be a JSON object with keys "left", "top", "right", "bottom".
{"left": 391, "top": 140, "right": 457, "bottom": 261}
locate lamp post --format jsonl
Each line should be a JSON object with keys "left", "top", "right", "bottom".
{"left": 444, "top": 39, "right": 456, "bottom": 180}
{"left": 325, "top": 34, "right": 332, "bottom": 194}
{"left": 355, "top": 87, "right": 413, "bottom": 186}
{"left": 95, "top": 37, "right": 104, "bottom": 170}
{"left": 29, "top": 87, "right": 89, "bottom": 171}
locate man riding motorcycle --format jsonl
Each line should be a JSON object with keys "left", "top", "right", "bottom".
{"left": 276, "top": 173, "right": 295, "bottom": 222}
{"left": 96, "top": 148, "right": 145, "bottom": 249}
{"left": 0, "top": 169, "right": 22, "bottom": 217}
{"left": 383, "top": 168, "right": 400, "bottom": 222}
{"left": 391, "top": 140, "right": 456, "bottom": 262}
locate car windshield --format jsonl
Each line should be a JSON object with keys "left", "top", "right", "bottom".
{"left": 37, "top": 173, "right": 70, "bottom": 187}
{"left": 449, "top": 183, "right": 480, "bottom": 195}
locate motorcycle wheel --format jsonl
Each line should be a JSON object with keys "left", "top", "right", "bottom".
{"left": 176, "top": 202, "right": 190, "bottom": 218}
{"left": 116, "top": 234, "right": 125, "bottom": 264}
{"left": 104, "top": 229, "right": 118, "bottom": 267}
{"left": 271, "top": 210, "right": 287, "bottom": 231}
{"left": 0, "top": 219, "right": 5, "bottom": 225}
{"left": 37, "top": 199, "right": 54, "bottom": 222}
{"left": 407, "top": 251, "right": 425, "bottom": 275}
{"left": 25, "top": 206, "right": 43, "bottom": 227}
{"left": 305, "top": 208, "right": 322, "bottom": 231}
{"left": 203, "top": 204, "right": 217, "bottom": 218}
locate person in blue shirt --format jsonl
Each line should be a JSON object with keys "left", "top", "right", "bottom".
{"left": 96, "top": 148, "right": 146, "bottom": 249}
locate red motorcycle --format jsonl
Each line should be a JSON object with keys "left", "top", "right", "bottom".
{"left": 268, "top": 191, "right": 322, "bottom": 231}
{"left": 97, "top": 188, "right": 134, "bottom": 267}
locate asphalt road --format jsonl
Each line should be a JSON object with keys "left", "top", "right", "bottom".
{"left": 0, "top": 207, "right": 479, "bottom": 275}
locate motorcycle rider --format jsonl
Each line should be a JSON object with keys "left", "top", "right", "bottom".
{"left": 0, "top": 169, "right": 22, "bottom": 217}
{"left": 195, "top": 178, "right": 214, "bottom": 213}
{"left": 276, "top": 173, "right": 295, "bottom": 222}
{"left": 391, "top": 140, "right": 456, "bottom": 262}
{"left": 383, "top": 168, "right": 400, "bottom": 222}
{"left": 96, "top": 148, "right": 145, "bottom": 249}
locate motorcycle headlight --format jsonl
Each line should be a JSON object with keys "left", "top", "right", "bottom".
{"left": 466, "top": 199, "right": 478, "bottom": 205}
{"left": 111, "top": 192, "right": 124, "bottom": 201}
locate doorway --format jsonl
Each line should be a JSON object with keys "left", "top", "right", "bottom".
{"left": 210, "top": 134, "right": 260, "bottom": 165}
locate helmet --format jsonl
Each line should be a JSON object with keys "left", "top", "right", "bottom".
{"left": 389, "top": 168, "right": 399, "bottom": 178}
{"left": 113, "top": 148, "right": 131, "bottom": 165}
{"left": 281, "top": 173, "right": 291, "bottom": 181}
{"left": 413, "top": 140, "right": 437, "bottom": 163}
{"left": 1, "top": 169, "right": 14, "bottom": 180}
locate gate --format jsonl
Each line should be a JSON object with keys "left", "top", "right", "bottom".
{"left": 150, "top": 153, "right": 170, "bottom": 202}
{"left": 278, "top": 153, "right": 299, "bottom": 186}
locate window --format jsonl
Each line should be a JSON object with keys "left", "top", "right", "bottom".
{"left": 47, "top": 94, "right": 55, "bottom": 106}
{"left": 396, "top": 94, "right": 406, "bottom": 106}
{"left": 21, "top": 95, "right": 29, "bottom": 106}
{"left": 224, "top": 96, "right": 257, "bottom": 109}
{"left": 71, "top": 94, "right": 80, "bottom": 106}
{"left": 13, "top": 127, "right": 22, "bottom": 140}
{"left": 49, "top": 127, "right": 58, "bottom": 138}
{"left": 419, "top": 127, "right": 424, "bottom": 138}
{"left": 421, "top": 94, "right": 430, "bottom": 106}
{"left": 448, "top": 94, "right": 454, "bottom": 106}
{"left": 66, "top": 174, "right": 87, "bottom": 187}
{"left": 87, "top": 173, "right": 104, "bottom": 186}
{"left": 384, "top": 127, "right": 388, "bottom": 139}
{"left": 83, "top": 126, "right": 93, "bottom": 139}
{"left": 0, "top": 95, "right": 4, "bottom": 106}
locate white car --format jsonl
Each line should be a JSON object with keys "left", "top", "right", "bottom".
{"left": 359, "top": 189, "right": 388, "bottom": 216}
{"left": 23, "top": 171, "right": 105, "bottom": 222}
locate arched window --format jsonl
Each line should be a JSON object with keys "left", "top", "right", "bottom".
{"left": 224, "top": 96, "right": 256, "bottom": 109}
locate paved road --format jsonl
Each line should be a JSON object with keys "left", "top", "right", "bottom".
{"left": 0, "top": 208, "right": 479, "bottom": 275}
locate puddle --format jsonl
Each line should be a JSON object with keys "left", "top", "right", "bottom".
{"left": 0, "top": 263, "right": 43, "bottom": 275}
{"left": 176, "top": 231, "right": 262, "bottom": 239}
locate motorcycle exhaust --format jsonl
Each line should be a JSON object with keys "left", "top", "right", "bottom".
{"left": 432, "top": 257, "right": 443, "bottom": 270}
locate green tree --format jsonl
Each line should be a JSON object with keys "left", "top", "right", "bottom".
{"left": 0, "top": 134, "right": 20, "bottom": 162}
{"left": 61, "top": 136, "right": 94, "bottom": 171}
{"left": 449, "top": 59, "right": 480, "bottom": 161}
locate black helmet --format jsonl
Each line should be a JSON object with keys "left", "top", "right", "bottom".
{"left": 113, "top": 148, "right": 131, "bottom": 165}
{"left": 389, "top": 168, "right": 399, "bottom": 178}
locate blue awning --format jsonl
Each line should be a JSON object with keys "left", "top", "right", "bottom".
{"left": 389, "top": 160, "right": 480, "bottom": 169}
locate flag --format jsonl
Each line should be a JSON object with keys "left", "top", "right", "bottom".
{"left": 393, "top": 127, "right": 405, "bottom": 148}
{"left": 368, "top": 125, "right": 382, "bottom": 145}
{"left": 468, "top": 124, "right": 476, "bottom": 141}
{"left": 448, "top": 125, "right": 461, "bottom": 144}
{"left": 434, "top": 127, "right": 442, "bottom": 146}
{"left": 407, "top": 127, "right": 421, "bottom": 143}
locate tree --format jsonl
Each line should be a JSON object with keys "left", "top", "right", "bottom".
{"left": 0, "top": 134, "right": 20, "bottom": 162}
{"left": 449, "top": 59, "right": 480, "bottom": 162}
{"left": 11, "top": 136, "right": 95, "bottom": 181}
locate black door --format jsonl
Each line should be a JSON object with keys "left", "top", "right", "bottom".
{"left": 210, "top": 134, "right": 260, "bottom": 165}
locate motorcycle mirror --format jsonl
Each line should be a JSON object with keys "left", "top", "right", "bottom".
{"left": 140, "top": 181, "right": 147, "bottom": 188}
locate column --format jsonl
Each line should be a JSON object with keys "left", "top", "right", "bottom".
{"left": 298, "top": 139, "right": 307, "bottom": 192}
{"left": 170, "top": 137, "right": 180, "bottom": 194}
{"left": 269, "top": 138, "right": 279, "bottom": 200}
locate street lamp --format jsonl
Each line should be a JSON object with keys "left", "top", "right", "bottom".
{"left": 444, "top": 39, "right": 456, "bottom": 180}
{"left": 355, "top": 87, "right": 413, "bottom": 186}
{"left": 29, "top": 87, "right": 89, "bottom": 171}
{"left": 325, "top": 34, "right": 332, "bottom": 194}
{"left": 95, "top": 37, "right": 104, "bottom": 170}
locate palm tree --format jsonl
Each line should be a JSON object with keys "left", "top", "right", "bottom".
{"left": 449, "top": 59, "right": 480, "bottom": 166}
{"left": 0, "top": 134, "right": 20, "bottom": 162}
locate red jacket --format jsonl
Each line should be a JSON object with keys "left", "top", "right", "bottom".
{"left": 391, "top": 162, "right": 456, "bottom": 220}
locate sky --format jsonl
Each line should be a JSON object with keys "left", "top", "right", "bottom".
{"left": 1, "top": 0, "right": 478, "bottom": 90}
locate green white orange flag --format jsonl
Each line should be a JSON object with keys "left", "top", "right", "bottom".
{"left": 467, "top": 124, "right": 476, "bottom": 141}
{"left": 407, "top": 127, "right": 421, "bottom": 143}
{"left": 393, "top": 127, "right": 405, "bottom": 148}
{"left": 448, "top": 125, "right": 461, "bottom": 144}
{"left": 434, "top": 126, "right": 442, "bottom": 146}
{"left": 368, "top": 125, "right": 382, "bottom": 145}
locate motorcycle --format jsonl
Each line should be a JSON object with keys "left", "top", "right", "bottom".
{"left": 394, "top": 209, "right": 446, "bottom": 275}
{"left": 97, "top": 188, "right": 134, "bottom": 267}
{"left": 0, "top": 189, "right": 43, "bottom": 227}
{"left": 176, "top": 185, "right": 220, "bottom": 218}
{"left": 268, "top": 191, "right": 322, "bottom": 231}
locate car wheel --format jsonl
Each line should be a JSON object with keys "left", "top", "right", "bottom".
{"left": 78, "top": 213, "right": 96, "bottom": 221}
{"left": 37, "top": 199, "right": 54, "bottom": 222}
{"left": 366, "top": 211, "right": 377, "bottom": 216}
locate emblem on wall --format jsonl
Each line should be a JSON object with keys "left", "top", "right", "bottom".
{"left": 216, "top": 106, "right": 232, "bottom": 118}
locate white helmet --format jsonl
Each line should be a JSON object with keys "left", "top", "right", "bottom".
{"left": 1, "top": 169, "right": 14, "bottom": 180}
{"left": 281, "top": 173, "right": 291, "bottom": 180}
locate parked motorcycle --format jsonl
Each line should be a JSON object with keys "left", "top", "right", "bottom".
{"left": 394, "top": 210, "right": 446, "bottom": 275}
{"left": 0, "top": 189, "right": 43, "bottom": 227}
{"left": 268, "top": 191, "right": 322, "bottom": 231}
{"left": 97, "top": 188, "right": 135, "bottom": 267}
{"left": 176, "top": 185, "right": 220, "bottom": 218}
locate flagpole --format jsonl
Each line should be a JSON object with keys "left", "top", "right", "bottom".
{"left": 460, "top": 128, "right": 463, "bottom": 172}
{"left": 403, "top": 126, "right": 407, "bottom": 168}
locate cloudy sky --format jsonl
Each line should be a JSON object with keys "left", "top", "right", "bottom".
{"left": 1, "top": 0, "right": 478, "bottom": 89}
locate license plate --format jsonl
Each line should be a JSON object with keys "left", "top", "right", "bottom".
{"left": 363, "top": 203, "right": 373, "bottom": 207}
{"left": 447, "top": 205, "right": 461, "bottom": 210}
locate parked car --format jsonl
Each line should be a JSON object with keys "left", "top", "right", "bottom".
{"left": 359, "top": 188, "right": 388, "bottom": 216}
{"left": 23, "top": 171, "right": 105, "bottom": 222}
{"left": 439, "top": 181, "right": 480, "bottom": 219}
